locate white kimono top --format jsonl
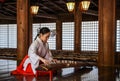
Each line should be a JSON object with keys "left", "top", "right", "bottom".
{"left": 23, "top": 37, "right": 53, "bottom": 74}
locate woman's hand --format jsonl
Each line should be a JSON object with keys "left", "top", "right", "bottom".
{"left": 42, "top": 59, "right": 50, "bottom": 65}
{"left": 51, "top": 59, "right": 57, "bottom": 64}
{"left": 39, "top": 57, "right": 50, "bottom": 65}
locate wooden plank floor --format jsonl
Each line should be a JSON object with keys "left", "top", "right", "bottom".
{"left": 0, "top": 59, "right": 120, "bottom": 81}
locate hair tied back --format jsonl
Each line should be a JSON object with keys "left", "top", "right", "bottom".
{"left": 37, "top": 27, "right": 41, "bottom": 34}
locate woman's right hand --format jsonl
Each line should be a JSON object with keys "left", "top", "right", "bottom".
{"left": 42, "top": 59, "right": 50, "bottom": 65}
{"left": 39, "top": 57, "right": 50, "bottom": 65}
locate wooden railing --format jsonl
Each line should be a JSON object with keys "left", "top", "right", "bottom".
{"left": 0, "top": 49, "right": 98, "bottom": 64}
{"left": 0, "top": 48, "right": 17, "bottom": 59}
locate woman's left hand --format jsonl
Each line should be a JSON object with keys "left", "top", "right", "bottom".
{"left": 51, "top": 59, "right": 57, "bottom": 64}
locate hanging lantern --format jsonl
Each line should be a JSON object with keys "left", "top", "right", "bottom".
{"left": 81, "top": 0, "right": 90, "bottom": 11}
{"left": 31, "top": 5, "right": 39, "bottom": 14}
{"left": 66, "top": 2, "right": 75, "bottom": 12}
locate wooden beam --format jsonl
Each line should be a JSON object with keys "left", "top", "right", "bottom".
{"left": 0, "top": 16, "right": 16, "bottom": 20}
{"left": 91, "top": 1, "right": 98, "bottom": 7}
{"left": 47, "top": 0, "right": 66, "bottom": 12}
{"left": 0, "top": 10, "right": 14, "bottom": 16}
{"left": 56, "top": 0, "right": 66, "bottom": 4}
{"left": 38, "top": 9, "right": 48, "bottom": 14}
{"left": 0, "top": 12, "right": 7, "bottom": 16}
{"left": 82, "top": 9, "right": 98, "bottom": 16}
{"left": 4, "top": 2, "right": 16, "bottom": 5}
{"left": 3, "top": 7, "right": 16, "bottom": 13}
{"left": 0, "top": 13, "right": 16, "bottom": 20}
{"left": 7, "top": 5, "right": 16, "bottom": 10}
{"left": 39, "top": 3, "right": 57, "bottom": 14}
{"left": 35, "top": 14, "right": 57, "bottom": 19}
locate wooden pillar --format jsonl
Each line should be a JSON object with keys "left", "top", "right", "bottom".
{"left": 98, "top": 67, "right": 115, "bottom": 81}
{"left": 98, "top": 0, "right": 116, "bottom": 66}
{"left": 28, "top": 5, "right": 33, "bottom": 46}
{"left": 74, "top": 0, "right": 82, "bottom": 53}
{"left": 56, "top": 20, "right": 62, "bottom": 50}
{"left": 17, "top": 0, "right": 31, "bottom": 65}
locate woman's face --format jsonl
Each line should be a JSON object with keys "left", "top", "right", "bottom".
{"left": 40, "top": 32, "right": 50, "bottom": 43}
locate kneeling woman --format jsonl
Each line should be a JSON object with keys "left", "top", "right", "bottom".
{"left": 12, "top": 27, "right": 56, "bottom": 75}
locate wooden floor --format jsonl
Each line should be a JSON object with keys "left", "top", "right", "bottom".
{"left": 0, "top": 59, "right": 120, "bottom": 81}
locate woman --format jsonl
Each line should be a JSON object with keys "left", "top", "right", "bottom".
{"left": 12, "top": 27, "right": 56, "bottom": 75}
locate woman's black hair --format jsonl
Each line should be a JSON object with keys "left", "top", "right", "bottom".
{"left": 34, "top": 27, "right": 50, "bottom": 40}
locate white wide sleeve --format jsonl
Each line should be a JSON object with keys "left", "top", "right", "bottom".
{"left": 44, "top": 43, "right": 53, "bottom": 61}
{"left": 28, "top": 41, "right": 40, "bottom": 65}
{"left": 45, "top": 50, "right": 53, "bottom": 61}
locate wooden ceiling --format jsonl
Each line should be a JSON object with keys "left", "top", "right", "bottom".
{"left": 0, "top": 0, "right": 119, "bottom": 22}
{"left": 0, "top": 0, "right": 98, "bottom": 20}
